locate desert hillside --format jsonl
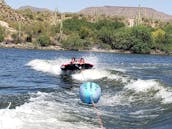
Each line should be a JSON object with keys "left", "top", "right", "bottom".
{"left": 79, "top": 6, "right": 172, "bottom": 21}
{"left": 0, "top": 3, "right": 30, "bottom": 23}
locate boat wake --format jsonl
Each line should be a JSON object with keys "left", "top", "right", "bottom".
{"left": 26, "top": 57, "right": 172, "bottom": 105}
{"left": 0, "top": 92, "right": 100, "bottom": 129}
{"left": 100, "top": 78, "right": 172, "bottom": 107}
{"left": 26, "top": 58, "right": 67, "bottom": 75}
{"left": 26, "top": 57, "right": 127, "bottom": 82}
{"left": 1, "top": 79, "right": 172, "bottom": 129}
{"left": 1, "top": 57, "right": 172, "bottom": 129}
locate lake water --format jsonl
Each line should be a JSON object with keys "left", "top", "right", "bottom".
{"left": 0, "top": 48, "right": 172, "bottom": 129}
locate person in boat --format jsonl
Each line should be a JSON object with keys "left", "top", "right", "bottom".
{"left": 61, "top": 57, "right": 93, "bottom": 73}
{"left": 78, "top": 58, "right": 85, "bottom": 65}
{"left": 70, "top": 57, "right": 78, "bottom": 64}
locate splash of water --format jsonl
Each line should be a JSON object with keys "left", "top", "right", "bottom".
{"left": 124, "top": 79, "right": 160, "bottom": 92}
{"left": 72, "top": 69, "right": 110, "bottom": 81}
{"left": 26, "top": 56, "right": 126, "bottom": 82}
{"left": 0, "top": 92, "right": 100, "bottom": 129}
{"left": 26, "top": 58, "right": 172, "bottom": 105}
{"left": 155, "top": 88, "right": 172, "bottom": 104}
{"left": 124, "top": 79, "right": 172, "bottom": 104}
{"left": 26, "top": 58, "right": 69, "bottom": 75}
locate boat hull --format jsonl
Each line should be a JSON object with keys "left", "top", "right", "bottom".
{"left": 61, "top": 63, "right": 93, "bottom": 76}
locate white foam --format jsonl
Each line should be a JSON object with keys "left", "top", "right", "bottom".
{"left": 124, "top": 79, "right": 160, "bottom": 92}
{"left": 72, "top": 68, "right": 128, "bottom": 82}
{"left": 100, "top": 91, "right": 132, "bottom": 106}
{"left": 72, "top": 69, "right": 110, "bottom": 81}
{"left": 0, "top": 109, "right": 22, "bottom": 129}
{"left": 26, "top": 57, "right": 172, "bottom": 105}
{"left": 124, "top": 79, "right": 172, "bottom": 104}
{"left": 100, "top": 78, "right": 172, "bottom": 106}
{"left": 26, "top": 58, "right": 69, "bottom": 75}
{"left": 155, "top": 88, "right": 172, "bottom": 104}
{"left": 26, "top": 56, "right": 127, "bottom": 82}
{"left": 26, "top": 56, "right": 99, "bottom": 76}
{"left": 107, "top": 74, "right": 129, "bottom": 83}
{"left": 111, "top": 67, "right": 127, "bottom": 73}
{"left": 0, "top": 92, "right": 100, "bottom": 129}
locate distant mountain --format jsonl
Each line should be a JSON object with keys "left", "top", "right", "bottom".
{"left": 79, "top": 6, "right": 172, "bottom": 21}
{"left": 18, "top": 6, "right": 50, "bottom": 12}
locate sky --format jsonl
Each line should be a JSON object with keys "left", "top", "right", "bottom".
{"left": 5, "top": 0, "right": 172, "bottom": 15}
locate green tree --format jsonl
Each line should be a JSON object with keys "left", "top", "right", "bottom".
{"left": 95, "top": 19, "right": 125, "bottom": 30}
{"left": 151, "top": 29, "right": 167, "bottom": 49}
{"left": 112, "top": 28, "right": 134, "bottom": 50}
{"left": 131, "top": 25, "right": 152, "bottom": 43}
{"left": 62, "top": 34, "right": 84, "bottom": 50}
{"left": 164, "top": 23, "right": 172, "bottom": 33}
{"left": 63, "top": 18, "right": 93, "bottom": 34}
{"left": 131, "top": 25, "right": 152, "bottom": 53}
{"left": 37, "top": 34, "right": 50, "bottom": 47}
{"left": 79, "top": 26, "right": 91, "bottom": 39}
{"left": 131, "top": 40, "right": 151, "bottom": 54}
{"left": 97, "top": 27, "right": 113, "bottom": 45}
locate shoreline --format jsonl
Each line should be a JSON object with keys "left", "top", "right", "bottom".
{"left": 0, "top": 42, "right": 171, "bottom": 56}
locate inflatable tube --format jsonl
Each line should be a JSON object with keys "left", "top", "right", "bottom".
{"left": 79, "top": 82, "right": 101, "bottom": 104}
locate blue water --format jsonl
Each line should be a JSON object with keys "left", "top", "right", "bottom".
{"left": 0, "top": 48, "right": 172, "bottom": 129}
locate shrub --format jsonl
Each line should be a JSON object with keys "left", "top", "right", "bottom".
{"left": 63, "top": 18, "right": 93, "bottom": 34}
{"left": 37, "top": 35, "right": 50, "bottom": 47}
{"left": 112, "top": 28, "right": 134, "bottom": 50}
{"left": 131, "top": 25, "right": 152, "bottom": 44}
{"left": 0, "top": 26, "right": 5, "bottom": 42}
{"left": 97, "top": 27, "right": 113, "bottom": 44}
{"left": 99, "top": 43, "right": 111, "bottom": 50}
{"left": 62, "top": 34, "right": 84, "bottom": 50}
{"left": 11, "top": 33, "right": 22, "bottom": 43}
{"left": 151, "top": 29, "right": 168, "bottom": 49}
{"left": 131, "top": 41, "right": 151, "bottom": 54}
{"left": 0, "top": 35, "right": 4, "bottom": 42}
{"left": 95, "top": 19, "right": 125, "bottom": 30}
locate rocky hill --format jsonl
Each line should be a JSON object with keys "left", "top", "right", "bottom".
{"left": 18, "top": 6, "right": 50, "bottom": 12}
{"left": 79, "top": 6, "right": 172, "bottom": 22}
{"left": 0, "top": 3, "right": 30, "bottom": 23}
